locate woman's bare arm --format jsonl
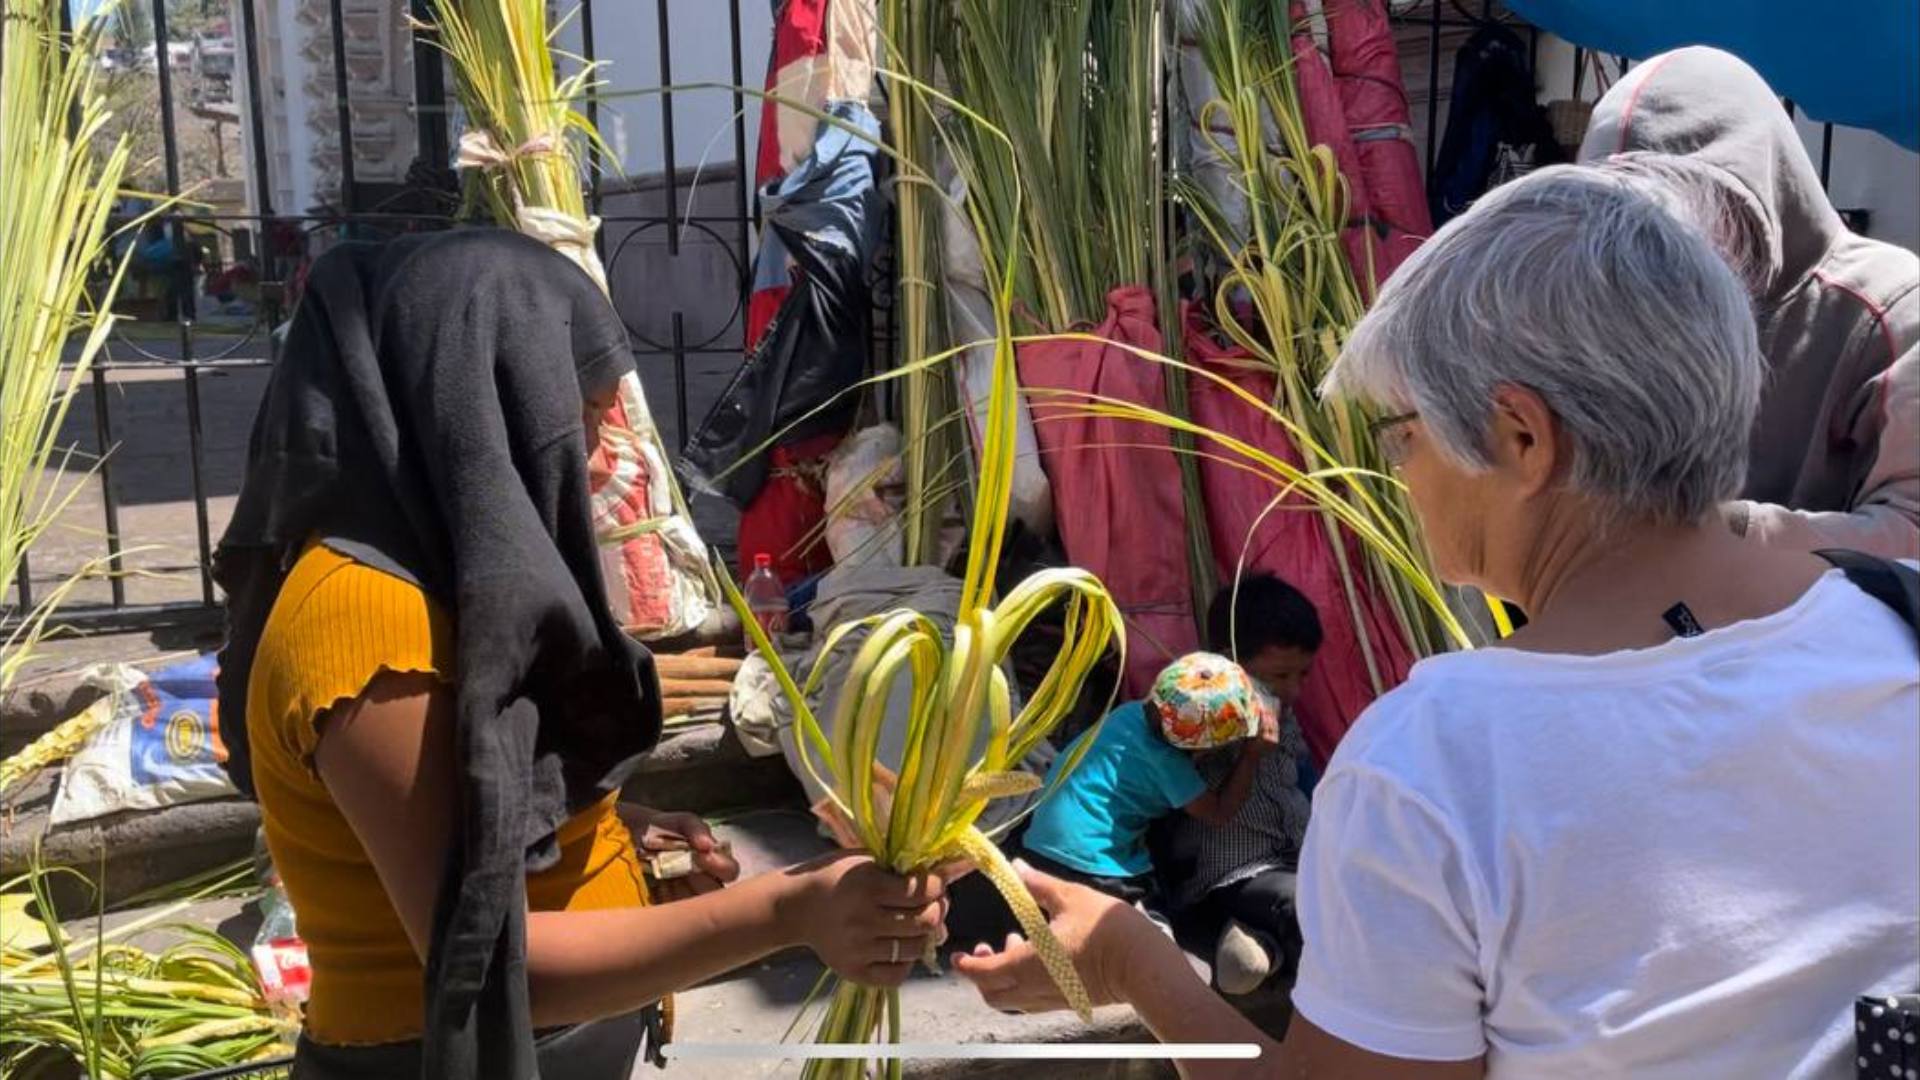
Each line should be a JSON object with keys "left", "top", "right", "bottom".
{"left": 953, "top": 863, "right": 1484, "bottom": 1080}
{"left": 315, "top": 671, "right": 943, "bottom": 1029}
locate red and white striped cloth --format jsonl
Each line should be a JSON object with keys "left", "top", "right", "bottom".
{"left": 736, "top": 0, "right": 876, "bottom": 583}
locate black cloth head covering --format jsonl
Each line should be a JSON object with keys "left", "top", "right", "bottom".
{"left": 213, "top": 227, "right": 662, "bottom": 1079}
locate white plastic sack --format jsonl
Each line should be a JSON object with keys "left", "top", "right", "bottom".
{"left": 50, "top": 655, "right": 238, "bottom": 826}
{"left": 824, "top": 424, "right": 906, "bottom": 569}
{"left": 938, "top": 166, "right": 1055, "bottom": 540}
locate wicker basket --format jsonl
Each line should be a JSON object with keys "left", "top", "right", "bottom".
{"left": 1546, "top": 98, "right": 1596, "bottom": 157}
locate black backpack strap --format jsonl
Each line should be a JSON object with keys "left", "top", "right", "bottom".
{"left": 1815, "top": 549, "right": 1920, "bottom": 638}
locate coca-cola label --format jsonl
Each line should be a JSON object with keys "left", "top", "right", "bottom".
{"left": 253, "top": 938, "right": 312, "bottom": 1004}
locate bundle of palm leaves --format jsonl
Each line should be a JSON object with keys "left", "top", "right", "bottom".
{"left": 419, "top": 0, "right": 609, "bottom": 287}
{"left": 723, "top": 104, "right": 1127, "bottom": 1072}
{"left": 881, "top": 0, "right": 962, "bottom": 566}
{"left": 1177, "top": 0, "right": 1495, "bottom": 659}
{"left": 420, "top": 0, "right": 721, "bottom": 632}
{"left": 1, "top": 863, "right": 290, "bottom": 1079}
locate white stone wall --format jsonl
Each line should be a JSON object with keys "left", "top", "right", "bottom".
{"left": 552, "top": 0, "right": 773, "bottom": 177}
{"left": 234, "top": 0, "right": 418, "bottom": 217}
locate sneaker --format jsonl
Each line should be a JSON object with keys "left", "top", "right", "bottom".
{"left": 1213, "top": 919, "right": 1274, "bottom": 996}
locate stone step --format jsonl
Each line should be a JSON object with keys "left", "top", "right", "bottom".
{"left": 625, "top": 721, "right": 803, "bottom": 817}
{"left": 2, "top": 718, "right": 802, "bottom": 917}
{"left": 0, "top": 771, "right": 263, "bottom": 915}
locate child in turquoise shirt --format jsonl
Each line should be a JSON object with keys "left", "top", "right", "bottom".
{"left": 1018, "top": 652, "right": 1279, "bottom": 908}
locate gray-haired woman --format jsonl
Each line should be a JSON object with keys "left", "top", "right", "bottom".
{"left": 953, "top": 161, "right": 1920, "bottom": 1079}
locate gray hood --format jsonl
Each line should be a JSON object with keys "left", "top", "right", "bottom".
{"left": 1580, "top": 46, "right": 1839, "bottom": 307}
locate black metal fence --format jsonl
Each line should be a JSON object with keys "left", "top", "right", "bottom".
{"left": 13, "top": 0, "right": 778, "bottom": 637}
{"left": 6, "top": 0, "right": 1857, "bottom": 639}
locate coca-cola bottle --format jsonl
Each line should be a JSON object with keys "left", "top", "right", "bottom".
{"left": 742, "top": 553, "right": 789, "bottom": 647}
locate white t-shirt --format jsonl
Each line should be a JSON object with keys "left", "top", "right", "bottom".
{"left": 1292, "top": 569, "right": 1919, "bottom": 1078}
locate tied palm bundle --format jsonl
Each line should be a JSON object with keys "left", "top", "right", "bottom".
{"left": 0, "top": 0, "right": 140, "bottom": 693}
{"left": 931, "top": 0, "right": 1219, "bottom": 622}
{"left": 938, "top": 0, "right": 1162, "bottom": 330}
{"left": 420, "top": 0, "right": 718, "bottom": 625}
{"left": 881, "top": 0, "right": 964, "bottom": 567}
{"left": 724, "top": 125, "right": 1126, "bottom": 1071}
{"left": 418, "top": 0, "right": 608, "bottom": 288}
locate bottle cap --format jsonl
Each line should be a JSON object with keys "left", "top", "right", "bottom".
{"left": 754, "top": 553, "right": 773, "bottom": 569}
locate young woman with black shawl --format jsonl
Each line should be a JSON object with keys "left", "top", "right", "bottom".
{"left": 214, "top": 228, "right": 945, "bottom": 1078}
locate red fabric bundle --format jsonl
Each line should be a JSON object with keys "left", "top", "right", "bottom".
{"left": 1019, "top": 287, "right": 1202, "bottom": 696}
{"left": 735, "top": 431, "right": 840, "bottom": 584}
{"left": 1184, "top": 321, "right": 1415, "bottom": 766}
{"left": 1289, "top": 0, "right": 1433, "bottom": 291}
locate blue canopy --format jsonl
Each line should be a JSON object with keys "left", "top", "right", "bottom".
{"left": 1505, "top": 0, "right": 1920, "bottom": 150}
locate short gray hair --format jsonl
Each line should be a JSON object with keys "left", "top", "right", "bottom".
{"left": 1323, "top": 161, "right": 1763, "bottom": 525}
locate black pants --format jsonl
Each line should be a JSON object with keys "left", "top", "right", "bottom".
{"left": 1170, "top": 869, "right": 1301, "bottom": 976}
{"left": 1019, "top": 848, "right": 1160, "bottom": 908}
{"left": 943, "top": 838, "right": 1162, "bottom": 952}
{"left": 291, "top": 1006, "right": 657, "bottom": 1079}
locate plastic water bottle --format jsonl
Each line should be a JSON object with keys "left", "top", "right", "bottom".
{"left": 743, "top": 553, "right": 789, "bottom": 647}
{"left": 251, "top": 878, "right": 312, "bottom": 1005}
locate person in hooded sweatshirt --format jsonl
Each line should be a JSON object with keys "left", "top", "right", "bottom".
{"left": 1580, "top": 46, "right": 1919, "bottom": 561}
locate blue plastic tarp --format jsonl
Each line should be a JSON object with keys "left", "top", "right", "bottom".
{"left": 1505, "top": 0, "right": 1920, "bottom": 150}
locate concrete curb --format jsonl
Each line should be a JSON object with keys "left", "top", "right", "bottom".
{"left": 2, "top": 720, "right": 800, "bottom": 916}
{"left": 626, "top": 722, "right": 805, "bottom": 815}
{"left": 0, "top": 673, "right": 110, "bottom": 759}
{"left": 0, "top": 780, "right": 261, "bottom": 915}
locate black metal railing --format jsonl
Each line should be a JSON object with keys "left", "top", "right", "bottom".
{"left": 9, "top": 0, "right": 770, "bottom": 637}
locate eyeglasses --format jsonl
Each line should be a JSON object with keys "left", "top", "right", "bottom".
{"left": 1368, "top": 411, "right": 1419, "bottom": 468}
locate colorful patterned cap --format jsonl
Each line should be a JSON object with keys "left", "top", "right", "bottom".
{"left": 1148, "top": 652, "right": 1273, "bottom": 751}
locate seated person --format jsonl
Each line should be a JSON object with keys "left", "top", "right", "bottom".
{"left": 1018, "top": 652, "right": 1280, "bottom": 911}
{"left": 1152, "top": 575, "right": 1320, "bottom": 995}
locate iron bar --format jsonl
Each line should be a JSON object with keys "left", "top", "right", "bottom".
{"left": 327, "top": 0, "right": 357, "bottom": 210}
{"left": 91, "top": 368, "right": 127, "bottom": 608}
{"left": 655, "top": 0, "right": 681, "bottom": 256}
{"left": 13, "top": 553, "right": 32, "bottom": 615}
{"left": 149, "top": 0, "right": 198, "bottom": 336}
{"left": 671, "top": 310, "right": 689, "bottom": 447}
{"left": 1424, "top": 0, "right": 1442, "bottom": 179}
{"left": 184, "top": 366, "right": 216, "bottom": 605}
{"left": 728, "top": 0, "right": 753, "bottom": 274}
{"left": 581, "top": 0, "right": 605, "bottom": 262}
{"left": 410, "top": 0, "right": 449, "bottom": 170}
{"left": 236, "top": 0, "right": 283, "bottom": 351}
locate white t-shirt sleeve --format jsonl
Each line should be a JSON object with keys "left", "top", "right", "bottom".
{"left": 1291, "top": 765, "right": 1488, "bottom": 1062}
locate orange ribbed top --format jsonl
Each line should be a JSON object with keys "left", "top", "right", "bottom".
{"left": 246, "top": 541, "right": 647, "bottom": 1046}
